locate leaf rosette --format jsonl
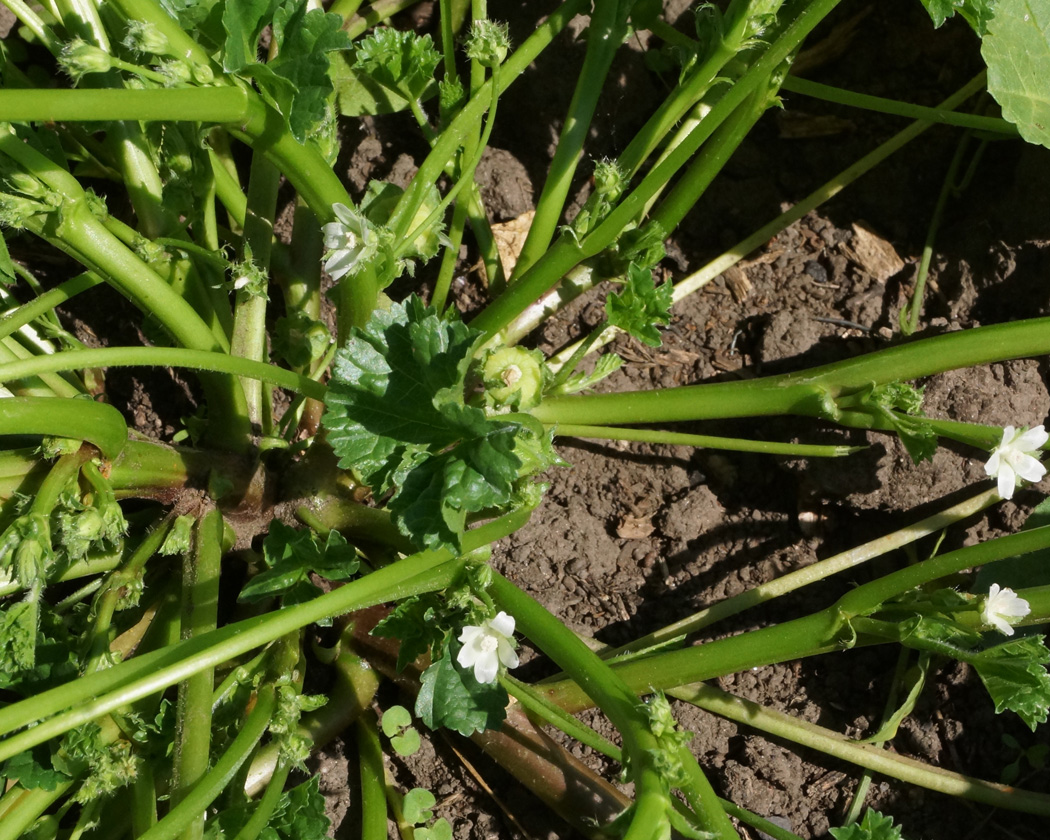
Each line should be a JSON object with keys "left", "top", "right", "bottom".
{"left": 324, "top": 296, "right": 553, "bottom": 551}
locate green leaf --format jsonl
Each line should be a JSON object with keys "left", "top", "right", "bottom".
{"left": 3, "top": 746, "right": 70, "bottom": 791}
{"left": 983, "top": 0, "right": 1050, "bottom": 148}
{"left": 403, "top": 788, "right": 436, "bottom": 825}
{"left": 324, "top": 296, "right": 539, "bottom": 551}
{"left": 856, "top": 654, "right": 930, "bottom": 743}
{"left": 267, "top": 3, "right": 350, "bottom": 141}
{"left": 381, "top": 705, "right": 422, "bottom": 756}
{"left": 205, "top": 776, "right": 329, "bottom": 840}
{"left": 221, "top": 0, "right": 279, "bottom": 72}
{"left": 919, "top": 0, "right": 997, "bottom": 33}
{"left": 371, "top": 593, "right": 452, "bottom": 671}
{"left": 353, "top": 28, "right": 440, "bottom": 103}
{"left": 415, "top": 646, "right": 507, "bottom": 736}
{"left": 238, "top": 521, "right": 359, "bottom": 613}
{"left": 893, "top": 613, "right": 1050, "bottom": 730}
{"left": 970, "top": 635, "right": 1050, "bottom": 730}
{"left": 606, "top": 263, "right": 673, "bottom": 347}
{"left": 417, "top": 819, "right": 454, "bottom": 840}
{"left": 830, "top": 809, "right": 906, "bottom": 840}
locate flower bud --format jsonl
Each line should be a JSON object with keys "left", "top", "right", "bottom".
{"left": 123, "top": 20, "right": 169, "bottom": 56}
{"left": 465, "top": 20, "right": 510, "bottom": 68}
{"left": 60, "top": 40, "right": 113, "bottom": 81}
{"left": 481, "top": 346, "right": 546, "bottom": 410}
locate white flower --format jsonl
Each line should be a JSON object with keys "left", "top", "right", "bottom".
{"left": 322, "top": 202, "right": 380, "bottom": 281}
{"left": 984, "top": 424, "right": 1048, "bottom": 500}
{"left": 982, "top": 583, "right": 1031, "bottom": 636}
{"left": 456, "top": 611, "right": 519, "bottom": 684}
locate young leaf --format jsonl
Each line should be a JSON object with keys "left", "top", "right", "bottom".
{"left": 353, "top": 28, "right": 440, "bottom": 103}
{"left": 371, "top": 593, "right": 453, "bottom": 672}
{"left": 983, "top": 0, "right": 1050, "bottom": 149}
{"left": 415, "top": 646, "right": 507, "bottom": 736}
{"left": 403, "top": 788, "right": 436, "bottom": 825}
{"left": 381, "top": 705, "right": 421, "bottom": 756}
{"left": 238, "top": 521, "right": 359, "bottom": 619}
{"left": 830, "top": 809, "right": 906, "bottom": 840}
{"left": 606, "top": 263, "right": 673, "bottom": 348}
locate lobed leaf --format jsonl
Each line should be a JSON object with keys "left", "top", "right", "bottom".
{"left": 324, "top": 296, "right": 544, "bottom": 551}
{"left": 830, "top": 809, "right": 906, "bottom": 840}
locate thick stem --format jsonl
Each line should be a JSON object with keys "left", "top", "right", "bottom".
{"left": 512, "top": 0, "right": 631, "bottom": 278}
{"left": 170, "top": 510, "right": 224, "bottom": 840}
{"left": 532, "top": 316, "right": 1050, "bottom": 427}
{"left": 0, "top": 396, "right": 126, "bottom": 459}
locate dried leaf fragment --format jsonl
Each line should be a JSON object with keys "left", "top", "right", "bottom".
{"left": 847, "top": 221, "right": 905, "bottom": 283}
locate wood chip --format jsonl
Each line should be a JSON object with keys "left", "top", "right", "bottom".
{"left": 616, "top": 514, "right": 654, "bottom": 539}
{"left": 490, "top": 209, "right": 535, "bottom": 280}
{"left": 846, "top": 221, "right": 906, "bottom": 283}
{"left": 723, "top": 265, "right": 753, "bottom": 303}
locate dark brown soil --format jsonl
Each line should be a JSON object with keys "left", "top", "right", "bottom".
{"left": 313, "top": 2, "right": 1050, "bottom": 839}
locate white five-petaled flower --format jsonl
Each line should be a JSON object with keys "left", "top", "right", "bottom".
{"left": 322, "top": 202, "right": 380, "bottom": 281}
{"left": 984, "top": 424, "right": 1048, "bottom": 500}
{"left": 456, "top": 611, "right": 520, "bottom": 684}
{"left": 982, "top": 583, "right": 1031, "bottom": 636}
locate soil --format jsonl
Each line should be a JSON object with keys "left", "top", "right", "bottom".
{"left": 313, "top": 3, "right": 1050, "bottom": 839}
{"left": 5, "top": 1, "right": 1050, "bottom": 839}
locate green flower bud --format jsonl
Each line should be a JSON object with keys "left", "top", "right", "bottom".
{"left": 465, "top": 20, "right": 511, "bottom": 68}
{"left": 40, "top": 436, "right": 82, "bottom": 458}
{"left": 60, "top": 40, "right": 113, "bottom": 81}
{"left": 123, "top": 20, "right": 169, "bottom": 56}
{"left": 593, "top": 159, "right": 626, "bottom": 202}
{"left": 157, "top": 59, "right": 192, "bottom": 86}
{"left": 159, "top": 515, "right": 194, "bottom": 556}
{"left": 192, "top": 63, "right": 214, "bottom": 84}
{"left": 481, "top": 346, "right": 547, "bottom": 410}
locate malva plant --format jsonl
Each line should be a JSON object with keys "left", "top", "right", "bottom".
{"left": 0, "top": 1, "right": 1049, "bottom": 839}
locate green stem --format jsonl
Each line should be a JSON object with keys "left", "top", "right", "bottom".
{"left": 900, "top": 130, "right": 970, "bottom": 336}
{"left": 0, "top": 507, "right": 532, "bottom": 756}
{"left": 387, "top": 0, "right": 589, "bottom": 243}
{"left": 470, "top": 0, "right": 843, "bottom": 343}
{"left": 601, "top": 487, "right": 999, "bottom": 660}
{"left": 0, "top": 273, "right": 104, "bottom": 344}
{"left": 231, "top": 762, "right": 292, "bottom": 840}
{"left": 0, "top": 396, "right": 126, "bottom": 459}
{"left": 512, "top": 0, "right": 631, "bottom": 278}
{"left": 0, "top": 88, "right": 252, "bottom": 123}
{"left": 532, "top": 316, "right": 1050, "bottom": 427}
{"left": 355, "top": 715, "right": 389, "bottom": 840}
{"left": 489, "top": 573, "right": 677, "bottom": 840}
{"left": 137, "top": 685, "right": 277, "bottom": 840}
{"left": 170, "top": 510, "right": 224, "bottom": 840}
{"left": 780, "top": 75, "right": 1016, "bottom": 135}
{"left": 675, "top": 682, "right": 1050, "bottom": 814}
{"left": 548, "top": 423, "right": 862, "bottom": 458}
{"left": 231, "top": 153, "right": 281, "bottom": 428}
{"left": 0, "top": 346, "right": 327, "bottom": 402}
{"left": 547, "top": 71, "right": 990, "bottom": 368}
{"left": 540, "top": 524, "right": 1050, "bottom": 714}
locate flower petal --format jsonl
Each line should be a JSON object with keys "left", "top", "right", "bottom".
{"left": 1014, "top": 454, "right": 1047, "bottom": 484}
{"left": 1015, "top": 425, "right": 1048, "bottom": 451}
{"left": 489, "top": 611, "right": 515, "bottom": 637}
{"left": 473, "top": 656, "right": 499, "bottom": 684}
{"left": 997, "top": 463, "right": 1016, "bottom": 499}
